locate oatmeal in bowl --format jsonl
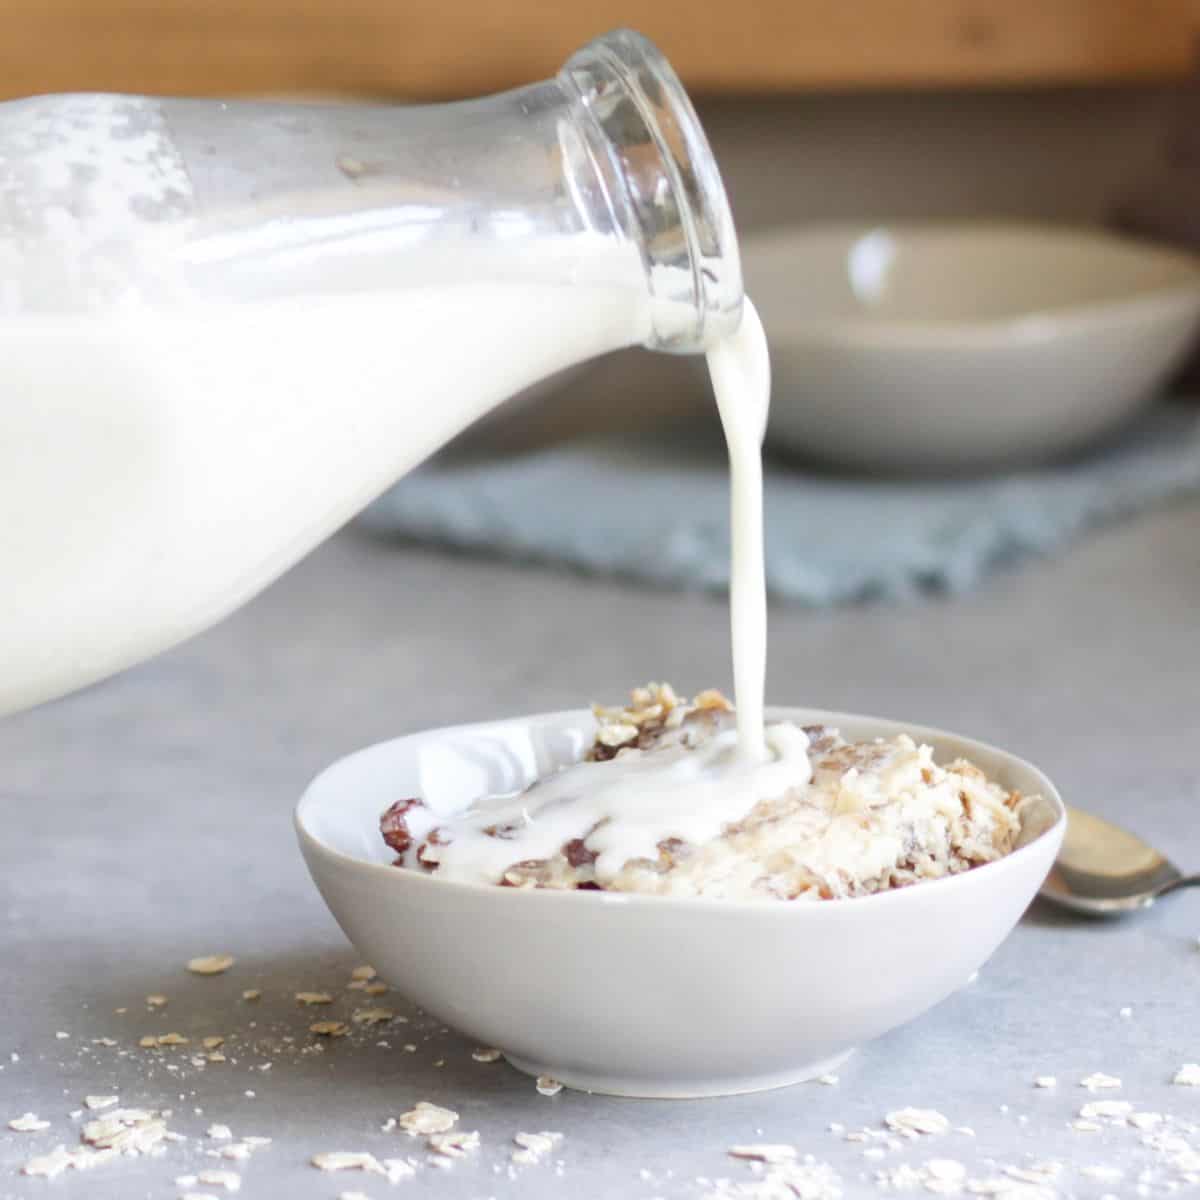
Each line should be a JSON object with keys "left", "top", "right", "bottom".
{"left": 379, "top": 683, "right": 1030, "bottom": 903}
{"left": 296, "top": 689, "right": 1063, "bottom": 1098}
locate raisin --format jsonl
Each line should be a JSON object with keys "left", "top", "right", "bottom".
{"left": 564, "top": 838, "right": 597, "bottom": 867}
{"left": 380, "top": 798, "right": 423, "bottom": 855}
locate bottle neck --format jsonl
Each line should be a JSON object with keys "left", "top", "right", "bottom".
{"left": 560, "top": 30, "right": 742, "bottom": 354}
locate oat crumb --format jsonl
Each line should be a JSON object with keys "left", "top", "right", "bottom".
{"left": 728, "top": 1144, "right": 797, "bottom": 1163}
{"left": 351, "top": 1008, "right": 393, "bottom": 1026}
{"left": 885, "top": 1108, "right": 951, "bottom": 1136}
{"left": 512, "top": 1131, "right": 562, "bottom": 1165}
{"left": 428, "top": 1129, "right": 479, "bottom": 1159}
{"left": 197, "top": 1167, "right": 241, "bottom": 1191}
{"left": 399, "top": 1101, "right": 458, "bottom": 1135}
{"left": 241, "top": 989, "right": 261, "bottom": 1002}
{"left": 472, "top": 1047, "right": 503, "bottom": 1063}
{"left": 207, "top": 1123, "right": 233, "bottom": 1140}
{"left": 296, "top": 991, "right": 334, "bottom": 1006}
{"left": 187, "top": 956, "right": 235, "bottom": 976}
{"left": 1034, "top": 1076, "right": 1057, "bottom": 1089}
{"left": 536, "top": 1075, "right": 564, "bottom": 1097}
{"left": 1080, "top": 1072, "right": 1122, "bottom": 1091}
{"left": 351, "top": 965, "right": 377, "bottom": 981}
{"left": 83, "top": 1096, "right": 118, "bottom": 1111}
{"left": 9, "top": 1113, "right": 51, "bottom": 1132}
{"left": 309, "top": 1021, "right": 348, "bottom": 1037}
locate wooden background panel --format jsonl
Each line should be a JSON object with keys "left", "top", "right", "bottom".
{"left": 0, "top": 0, "right": 1196, "bottom": 100}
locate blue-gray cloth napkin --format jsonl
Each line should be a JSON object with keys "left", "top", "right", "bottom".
{"left": 363, "top": 403, "right": 1200, "bottom": 605}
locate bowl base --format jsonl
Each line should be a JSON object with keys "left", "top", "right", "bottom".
{"left": 503, "top": 1048, "right": 856, "bottom": 1099}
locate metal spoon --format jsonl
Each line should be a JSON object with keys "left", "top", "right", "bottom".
{"left": 1039, "top": 806, "right": 1200, "bottom": 916}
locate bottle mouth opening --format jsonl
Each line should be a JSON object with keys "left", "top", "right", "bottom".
{"left": 560, "top": 29, "right": 743, "bottom": 353}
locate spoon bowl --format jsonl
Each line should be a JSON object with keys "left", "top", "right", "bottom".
{"left": 1039, "top": 806, "right": 1200, "bottom": 916}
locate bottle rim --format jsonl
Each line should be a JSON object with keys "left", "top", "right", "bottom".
{"left": 560, "top": 28, "right": 743, "bottom": 353}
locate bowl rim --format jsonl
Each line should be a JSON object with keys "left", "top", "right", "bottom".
{"left": 740, "top": 219, "right": 1200, "bottom": 348}
{"left": 295, "top": 705, "right": 1066, "bottom": 917}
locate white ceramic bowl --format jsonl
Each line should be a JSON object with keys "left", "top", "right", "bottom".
{"left": 743, "top": 223, "right": 1200, "bottom": 472}
{"left": 296, "top": 708, "right": 1064, "bottom": 1098}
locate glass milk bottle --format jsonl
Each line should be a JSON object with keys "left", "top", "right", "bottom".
{"left": 0, "top": 29, "right": 742, "bottom": 715}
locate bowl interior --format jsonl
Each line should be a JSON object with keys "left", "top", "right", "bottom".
{"left": 298, "top": 707, "right": 1064, "bottom": 882}
{"left": 743, "top": 223, "right": 1200, "bottom": 326}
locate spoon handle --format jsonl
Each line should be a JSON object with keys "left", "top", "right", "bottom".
{"left": 1158, "top": 873, "right": 1200, "bottom": 898}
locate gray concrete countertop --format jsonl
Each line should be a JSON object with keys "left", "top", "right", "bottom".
{"left": 2, "top": 507, "right": 1199, "bottom": 1200}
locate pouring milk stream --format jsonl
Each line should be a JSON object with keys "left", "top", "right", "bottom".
{"left": 0, "top": 29, "right": 779, "bottom": 769}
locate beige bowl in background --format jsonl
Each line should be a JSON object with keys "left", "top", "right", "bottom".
{"left": 743, "top": 222, "right": 1200, "bottom": 473}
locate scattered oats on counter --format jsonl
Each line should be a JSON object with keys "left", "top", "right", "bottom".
{"left": 1034, "top": 1076, "right": 1057, "bottom": 1089}
{"left": 351, "top": 1007, "right": 393, "bottom": 1026}
{"left": 207, "top": 1123, "right": 233, "bottom": 1140}
{"left": 81, "top": 1107, "right": 169, "bottom": 1154}
{"left": 1080, "top": 1072, "right": 1122, "bottom": 1091}
{"left": 146, "top": 994, "right": 168, "bottom": 1008}
{"left": 512, "top": 1131, "right": 562, "bottom": 1165}
{"left": 241, "top": 989, "right": 261, "bottom": 1002}
{"left": 309, "top": 1021, "right": 348, "bottom": 1037}
{"left": 295, "top": 991, "right": 334, "bottom": 1005}
{"left": 706, "top": 1156, "right": 842, "bottom": 1200}
{"left": 399, "top": 1101, "right": 459, "bottom": 1135}
{"left": 364, "top": 982, "right": 390, "bottom": 996}
{"left": 885, "top": 1108, "right": 951, "bottom": 1136}
{"left": 196, "top": 1167, "right": 241, "bottom": 1191}
{"left": 1080, "top": 1100, "right": 1132, "bottom": 1121}
{"left": 472, "top": 1047, "right": 503, "bottom": 1063}
{"left": 1173, "top": 1063, "right": 1200, "bottom": 1086}
{"left": 313, "top": 1151, "right": 383, "bottom": 1173}
{"left": 536, "top": 1075, "right": 564, "bottom": 1097}
{"left": 727, "top": 1144, "right": 797, "bottom": 1163}
{"left": 428, "top": 1129, "right": 480, "bottom": 1159}
{"left": 84, "top": 1095, "right": 118, "bottom": 1111}
{"left": 158, "top": 1032, "right": 190, "bottom": 1046}
{"left": 9, "top": 1113, "right": 51, "bottom": 1132}
{"left": 187, "top": 955, "right": 235, "bottom": 976}
{"left": 21, "top": 1145, "right": 113, "bottom": 1178}
{"left": 350, "top": 965, "right": 377, "bottom": 981}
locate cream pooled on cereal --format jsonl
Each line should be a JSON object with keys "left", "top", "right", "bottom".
{"left": 380, "top": 684, "right": 1025, "bottom": 901}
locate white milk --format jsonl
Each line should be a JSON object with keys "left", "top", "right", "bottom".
{"left": 396, "top": 297, "right": 805, "bottom": 887}
{"left": 0, "top": 280, "right": 646, "bottom": 715}
{"left": 706, "top": 298, "right": 771, "bottom": 762}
